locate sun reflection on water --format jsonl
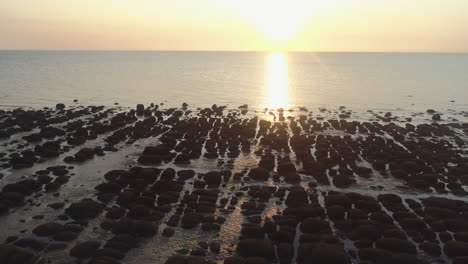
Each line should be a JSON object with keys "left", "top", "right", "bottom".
{"left": 264, "top": 52, "right": 289, "bottom": 111}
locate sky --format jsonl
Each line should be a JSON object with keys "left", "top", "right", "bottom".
{"left": 1, "top": 0, "right": 468, "bottom": 52}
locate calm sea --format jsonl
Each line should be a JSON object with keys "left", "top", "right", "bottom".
{"left": 0, "top": 51, "right": 467, "bottom": 113}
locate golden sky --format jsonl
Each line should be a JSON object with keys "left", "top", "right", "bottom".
{"left": 1, "top": 0, "right": 467, "bottom": 52}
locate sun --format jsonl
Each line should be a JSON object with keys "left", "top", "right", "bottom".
{"left": 219, "top": 0, "right": 327, "bottom": 43}
{"left": 255, "top": 9, "right": 301, "bottom": 41}
{"left": 250, "top": 1, "right": 317, "bottom": 41}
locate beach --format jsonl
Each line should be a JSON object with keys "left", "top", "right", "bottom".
{"left": 0, "top": 102, "right": 467, "bottom": 263}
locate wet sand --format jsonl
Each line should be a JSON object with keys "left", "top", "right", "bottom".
{"left": 0, "top": 103, "right": 467, "bottom": 264}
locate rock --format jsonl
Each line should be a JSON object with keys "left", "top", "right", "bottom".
{"left": 432, "top": 114, "right": 441, "bottom": 121}
{"left": 74, "top": 148, "right": 96, "bottom": 162}
{"left": 95, "top": 182, "right": 121, "bottom": 193}
{"left": 455, "top": 233, "right": 468, "bottom": 242}
{"left": 277, "top": 161, "right": 296, "bottom": 175}
{"left": 241, "top": 225, "right": 264, "bottom": 239}
{"left": 106, "top": 207, "right": 126, "bottom": 219}
{"left": 166, "top": 255, "right": 187, "bottom": 264}
{"left": 47, "top": 202, "right": 65, "bottom": 210}
{"left": 32, "top": 222, "right": 65, "bottom": 237}
{"left": 333, "top": 175, "right": 356, "bottom": 188}
{"left": 283, "top": 206, "right": 324, "bottom": 219}
{"left": 454, "top": 257, "right": 468, "bottom": 264}
{"left": 0, "top": 244, "right": 41, "bottom": 264}
{"left": 224, "top": 256, "right": 245, "bottom": 264}
{"left": 143, "top": 144, "right": 171, "bottom": 156}
{"left": 325, "top": 194, "right": 352, "bottom": 209}
{"left": 70, "top": 240, "right": 101, "bottom": 258}
{"left": 359, "top": 248, "right": 393, "bottom": 263}
{"left": 301, "top": 218, "right": 330, "bottom": 233}
{"left": 203, "top": 171, "right": 222, "bottom": 186}
{"left": 420, "top": 241, "right": 441, "bottom": 256}
{"left": 94, "top": 248, "right": 125, "bottom": 260}
{"left": 248, "top": 168, "right": 269, "bottom": 181}
{"left": 174, "top": 154, "right": 190, "bottom": 164}
{"left": 237, "top": 239, "right": 274, "bottom": 259}
{"left": 190, "top": 248, "right": 207, "bottom": 256}
{"left": 277, "top": 243, "right": 294, "bottom": 259}
{"left": 65, "top": 199, "right": 105, "bottom": 220}
{"left": 14, "top": 238, "right": 47, "bottom": 251}
{"left": 378, "top": 193, "right": 402, "bottom": 205}
{"left": 391, "top": 253, "right": 421, "bottom": 264}
{"left": 162, "top": 228, "right": 175, "bottom": 237}
{"left": 445, "top": 240, "right": 468, "bottom": 257}
{"left": 375, "top": 238, "right": 416, "bottom": 254}
{"left": 138, "top": 155, "right": 162, "bottom": 165}
{"left": 177, "top": 170, "right": 195, "bottom": 181}
{"left": 351, "top": 225, "right": 382, "bottom": 241}
{"left": 210, "top": 242, "right": 221, "bottom": 253}
{"left": 298, "top": 243, "right": 350, "bottom": 264}
{"left": 56, "top": 103, "right": 65, "bottom": 110}
{"left": 44, "top": 243, "right": 67, "bottom": 252}
{"left": 112, "top": 219, "right": 158, "bottom": 237}
{"left": 285, "top": 173, "right": 301, "bottom": 183}
{"left": 136, "top": 104, "right": 145, "bottom": 116}
{"left": 53, "top": 231, "right": 79, "bottom": 241}
{"left": 327, "top": 205, "right": 345, "bottom": 220}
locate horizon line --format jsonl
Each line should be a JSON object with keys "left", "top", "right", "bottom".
{"left": 1, "top": 49, "right": 468, "bottom": 54}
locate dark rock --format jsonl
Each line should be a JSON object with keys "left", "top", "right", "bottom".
{"left": 210, "top": 242, "right": 220, "bottom": 253}
{"left": 325, "top": 194, "right": 352, "bottom": 209}
{"left": 74, "top": 148, "right": 96, "bottom": 162}
{"left": 351, "top": 225, "right": 382, "bottom": 241}
{"left": 53, "top": 231, "right": 79, "bottom": 241}
{"left": 237, "top": 239, "right": 274, "bottom": 259}
{"left": 48, "top": 202, "right": 65, "bottom": 210}
{"left": 420, "top": 241, "right": 441, "bottom": 256}
{"left": 65, "top": 199, "right": 105, "bottom": 220}
{"left": 359, "top": 248, "right": 393, "bottom": 263}
{"left": 14, "top": 238, "right": 47, "bottom": 251}
{"left": 136, "top": 104, "right": 145, "bottom": 116}
{"left": 0, "top": 244, "right": 41, "bottom": 264}
{"left": 162, "top": 228, "right": 175, "bottom": 237}
{"left": 298, "top": 243, "right": 350, "bottom": 264}
{"left": 454, "top": 257, "right": 468, "bottom": 264}
{"left": 95, "top": 248, "right": 125, "bottom": 260}
{"left": 70, "top": 240, "right": 101, "bottom": 258}
{"left": 445, "top": 240, "right": 468, "bottom": 258}
{"left": 32, "top": 222, "right": 65, "bottom": 237}
{"left": 375, "top": 238, "right": 416, "bottom": 254}
{"left": 44, "top": 243, "right": 67, "bottom": 252}
{"left": 106, "top": 207, "right": 126, "bottom": 219}
{"left": 203, "top": 171, "right": 222, "bottom": 186}
{"left": 248, "top": 168, "right": 269, "bottom": 181}
{"left": 174, "top": 154, "right": 190, "bottom": 164}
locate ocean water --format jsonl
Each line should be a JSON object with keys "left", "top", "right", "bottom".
{"left": 1, "top": 51, "right": 468, "bottom": 264}
{"left": 0, "top": 51, "right": 467, "bottom": 113}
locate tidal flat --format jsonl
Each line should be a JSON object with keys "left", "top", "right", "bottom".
{"left": 0, "top": 103, "right": 467, "bottom": 264}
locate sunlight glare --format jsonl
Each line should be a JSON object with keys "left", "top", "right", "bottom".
{"left": 265, "top": 52, "right": 289, "bottom": 110}
{"left": 243, "top": 0, "right": 322, "bottom": 41}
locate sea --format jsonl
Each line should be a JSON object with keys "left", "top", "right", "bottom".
{"left": 1, "top": 51, "right": 468, "bottom": 263}
{"left": 0, "top": 51, "right": 467, "bottom": 115}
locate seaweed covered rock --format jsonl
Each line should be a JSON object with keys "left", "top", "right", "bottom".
{"left": 65, "top": 199, "right": 105, "bottom": 220}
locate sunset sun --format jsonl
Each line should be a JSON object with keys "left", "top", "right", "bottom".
{"left": 255, "top": 6, "right": 303, "bottom": 41}
{"left": 223, "top": 0, "right": 322, "bottom": 43}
